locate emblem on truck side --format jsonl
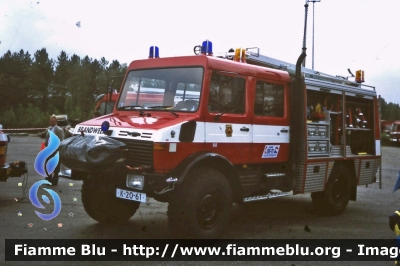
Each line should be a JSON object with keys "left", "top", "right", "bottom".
{"left": 262, "top": 145, "right": 280, "bottom": 158}
{"left": 225, "top": 124, "right": 233, "bottom": 137}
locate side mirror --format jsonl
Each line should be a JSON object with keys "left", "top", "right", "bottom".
{"left": 7, "top": 135, "right": 10, "bottom": 143}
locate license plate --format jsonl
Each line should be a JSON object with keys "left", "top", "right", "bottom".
{"left": 116, "top": 188, "right": 146, "bottom": 203}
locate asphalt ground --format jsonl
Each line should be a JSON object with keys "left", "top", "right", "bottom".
{"left": 0, "top": 135, "right": 399, "bottom": 266}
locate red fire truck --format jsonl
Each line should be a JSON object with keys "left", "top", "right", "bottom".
{"left": 70, "top": 41, "right": 382, "bottom": 239}
{"left": 93, "top": 92, "right": 118, "bottom": 118}
{"left": 390, "top": 121, "right": 400, "bottom": 145}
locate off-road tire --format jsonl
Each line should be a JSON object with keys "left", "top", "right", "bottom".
{"left": 311, "top": 165, "right": 351, "bottom": 215}
{"left": 81, "top": 179, "right": 139, "bottom": 223}
{"left": 168, "top": 167, "right": 232, "bottom": 239}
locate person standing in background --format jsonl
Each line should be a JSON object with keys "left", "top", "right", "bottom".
{"left": 44, "top": 115, "right": 64, "bottom": 185}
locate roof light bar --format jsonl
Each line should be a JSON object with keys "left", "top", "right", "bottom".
{"left": 355, "top": 70, "right": 365, "bottom": 83}
{"left": 234, "top": 48, "right": 246, "bottom": 63}
{"left": 201, "top": 40, "right": 213, "bottom": 55}
{"left": 149, "top": 46, "right": 160, "bottom": 58}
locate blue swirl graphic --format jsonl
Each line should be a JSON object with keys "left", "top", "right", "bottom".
{"left": 29, "top": 180, "right": 62, "bottom": 221}
{"left": 34, "top": 130, "right": 60, "bottom": 177}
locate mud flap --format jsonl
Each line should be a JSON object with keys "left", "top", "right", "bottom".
{"left": 350, "top": 181, "right": 357, "bottom": 201}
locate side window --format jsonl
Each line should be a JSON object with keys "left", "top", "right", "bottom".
{"left": 208, "top": 72, "right": 245, "bottom": 114}
{"left": 174, "top": 82, "right": 201, "bottom": 111}
{"left": 254, "top": 81, "right": 284, "bottom": 117}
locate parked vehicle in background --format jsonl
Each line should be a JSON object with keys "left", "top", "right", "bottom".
{"left": 381, "top": 120, "right": 398, "bottom": 135}
{"left": 389, "top": 121, "right": 400, "bottom": 145}
{"left": 93, "top": 92, "right": 118, "bottom": 118}
{"left": 93, "top": 75, "right": 125, "bottom": 118}
{"left": 93, "top": 90, "right": 165, "bottom": 118}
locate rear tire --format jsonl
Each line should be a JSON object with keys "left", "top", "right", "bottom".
{"left": 168, "top": 167, "right": 232, "bottom": 239}
{"left": 82, "top": 179, "right": 139, "bottom": 223}
{"left": 311, "top": 165, "right": 351, "bottom": 215}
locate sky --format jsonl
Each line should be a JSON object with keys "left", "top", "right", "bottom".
{"left": 1, "top": 0, "right": 399, "bottom": 104}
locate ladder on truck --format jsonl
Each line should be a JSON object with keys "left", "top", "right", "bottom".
{"left": 247, "top": 47, "right": 376, "bottom": 94}
{"left": 217, "top": 47, "right": 376, "bottom": 95}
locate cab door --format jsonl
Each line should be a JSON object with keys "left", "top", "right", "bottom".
{"left": 204, "top": 71, "right": 251, "bottom": 164}
{"left": 251, "top": 79, "right": 290, "bottom": 163}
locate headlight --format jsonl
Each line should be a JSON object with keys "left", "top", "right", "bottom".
{"left": 126, "top": 174, "right": 144, "bottom": 190}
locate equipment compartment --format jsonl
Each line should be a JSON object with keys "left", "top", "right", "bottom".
{"left": 308, "top": 140, "right": 330, "bottom": 156}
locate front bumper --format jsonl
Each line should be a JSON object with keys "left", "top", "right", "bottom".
{"left": 83, "top": 166, "right": 174, "bottom": 201}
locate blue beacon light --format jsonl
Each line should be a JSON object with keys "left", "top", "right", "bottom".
{"left": 149, "top": 46, "right": 160, "bottom": 58}
{"left": 101, "top": 121, "right": 110, "bottom": 132}
{"left": 201, "top": 40, "right": 213, "bottom": 55}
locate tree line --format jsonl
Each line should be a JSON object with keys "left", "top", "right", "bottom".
{"left": 380, "top": 100, "right": 400, "bottom": 121}
{"left": 0, "top": 48, "right": 126, "bottom": 128}
{"left": 0, "top": 48, "right": 399, "bottom": 128}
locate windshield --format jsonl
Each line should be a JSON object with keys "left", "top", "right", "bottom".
{"left": 117, "top": 67, "right": 203, "bottom": 112}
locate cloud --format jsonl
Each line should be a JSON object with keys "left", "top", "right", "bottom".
{"left": 0, "top": 1, "right": 49, "bottom": 55}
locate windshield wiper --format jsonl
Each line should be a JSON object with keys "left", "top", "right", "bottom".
{"left": 117, "top": 105, "right": 142, "bottom": 110}
{"left": 147, "top": 106, "right": 178, "bottom": 117}
{"left": 117, "top": 105, "right": 148, "bottom": 116}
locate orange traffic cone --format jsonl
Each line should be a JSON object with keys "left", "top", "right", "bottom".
{"left": 40, "top": 142, "right": 45, "bottom": 151}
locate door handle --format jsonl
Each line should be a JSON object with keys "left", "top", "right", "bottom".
{"left": 240, "top": 127, "right": 249, "bottom": 132}
{"left": 280, "top": 128, "right": 288, "bottom": 133}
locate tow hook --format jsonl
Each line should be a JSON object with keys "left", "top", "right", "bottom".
{"left": 157, "top": 177, "right": 177, "bottom": 194}
{"left": 166, "top": 177, "right": 178, "bottom": 183}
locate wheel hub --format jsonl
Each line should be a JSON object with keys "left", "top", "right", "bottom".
{"left": 197, "top": 193, "right": 220, "bottom": 229}
{"left": 332, "top": 178, "right": 343, "bottom": 203}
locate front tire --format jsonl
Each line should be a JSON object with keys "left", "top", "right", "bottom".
{"left": 82, "top": 179, "right": 140, "bottom": 223}
{"left": 168, "top": 167, "right": 232, "bottom": 239}
{"left": 311, "top": 165, "right": 351, "bottom": 215}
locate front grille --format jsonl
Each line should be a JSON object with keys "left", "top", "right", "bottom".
{"left": 113, "top": 138, "right": 153, "bottom": 168}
